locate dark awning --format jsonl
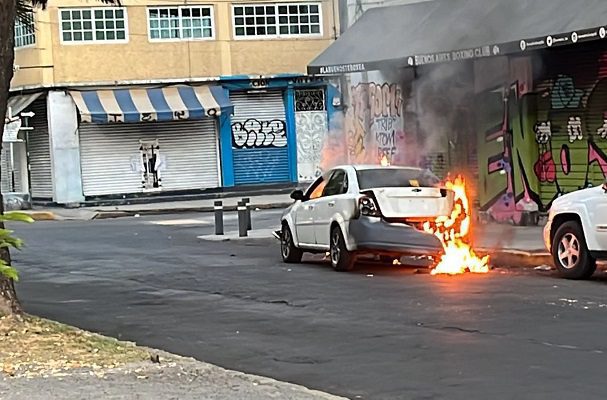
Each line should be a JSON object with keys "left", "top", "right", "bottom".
{"left": 308, "top": 0, "right": 607, "bottom": 75}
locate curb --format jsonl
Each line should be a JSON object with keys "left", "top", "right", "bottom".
{"left": 92, "top": 202, "right": 293, "bottom": 220}
{"left": 23, "top": 211, "right": 57, "bottom": 221}
{"left": 477, "top": 247, "right": 552, "bottom": 268}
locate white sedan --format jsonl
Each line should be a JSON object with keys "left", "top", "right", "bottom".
{"left": 279, "top": 165, "right": 455, "bottom": 271}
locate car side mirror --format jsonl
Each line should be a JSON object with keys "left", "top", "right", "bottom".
{"left": 290, "top": 189, "right": 305, "bottom": 201}
{"left": 603, "top": 179, "right": 607, "bottom": 193}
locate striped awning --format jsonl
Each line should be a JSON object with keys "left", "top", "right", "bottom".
{"left": 5, "top": 92, "right": 42, "bottom": 119}
{"left": 70, "top": 85, "right": 234, "bottom": 124}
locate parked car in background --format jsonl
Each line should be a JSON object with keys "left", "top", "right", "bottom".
{"left": 279, "top": 165, "right": 454, "bottom": 271}
{"left": 544, "top": 179, "right": 607, "bottom": 279}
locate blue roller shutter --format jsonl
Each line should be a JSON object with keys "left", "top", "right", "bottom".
{"left": 229, "top": 90, "right": 291, "bottom": 185}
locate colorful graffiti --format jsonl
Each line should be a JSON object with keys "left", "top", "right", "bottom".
{"left": 477, "top": 81, "right": 542, "bottom": 225}
{"left": 479, "top": 52, "right": 607, "bottom": 224}
{"left": 345, "top": 78, "right": 406, "bottom": 164}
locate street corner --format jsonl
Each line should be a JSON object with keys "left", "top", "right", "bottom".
{"left": 197, "top": 228, "right": 277, "bottom": 242}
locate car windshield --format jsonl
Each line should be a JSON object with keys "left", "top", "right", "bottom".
{"left": 356, "top": 168, "right": 441, "bottom": 189}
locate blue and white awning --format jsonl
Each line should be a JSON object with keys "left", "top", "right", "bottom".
{"left": 70, "top": 85, "right": 233, "bottom": 124}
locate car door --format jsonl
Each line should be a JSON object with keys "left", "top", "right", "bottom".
{"left": 313, "top": 169, "right": 348, "bottom": 247}
{"left": 294, "top": 175, "right": 327, "bottom": 246}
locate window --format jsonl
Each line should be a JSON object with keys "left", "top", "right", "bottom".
{"left": 306, "top": 176, "right": 327, "bottom": 200}
{"left": 59, "top": 8, "right": 127, "bottom": 43}
{"left": 323, "top": 170, "right": 347, "bottom": 197}
{"left": 148, "top": 6, "right": 214, "bottom": 40}
{"left": 295, "top": 88, "right": 325, "bottom": 112}
{"left": 14, "top": 14, "right": 35, "bottom": 48}
{"left": 233, "top": 3, "right": 321, "bottom": 38}
{"left": 356, "top": 168, "right": 441, "bottom": 190}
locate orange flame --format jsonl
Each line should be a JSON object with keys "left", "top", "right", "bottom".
{"left": 380, "top": 155, "right": 390, "bottom": 167}
{"left": 423, "top": 176, "right": 490, "bottom": 275}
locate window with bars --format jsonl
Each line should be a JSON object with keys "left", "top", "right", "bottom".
{"left": 148, "top": 6, "right": 214, "bottom": 40}
{"left": 295, "top": 89, "right": 325, "bottom": 112}
{"left": 232, "top": 3, "right": 322, "bottom": 38}
{"left": 59, "top": 8, "right": 127, "bottom": 43}
{"left": 14, "top": 14, "right": 35, "bottom": 48}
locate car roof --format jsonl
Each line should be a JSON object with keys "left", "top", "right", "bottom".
{"left": 332, "top": 164, "right": 425, "bottom": 172}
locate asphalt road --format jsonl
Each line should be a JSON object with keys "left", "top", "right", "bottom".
{"left": 11, "top": 210, "right": 607, "bottom": 400}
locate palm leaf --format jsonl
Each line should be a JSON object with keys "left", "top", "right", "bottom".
{"left": 16, "top": 0, "right": 34, "bottom": 24}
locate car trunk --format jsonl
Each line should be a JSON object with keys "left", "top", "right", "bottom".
{"left": 366, "top": 187, "right": 454, "bottom": 219}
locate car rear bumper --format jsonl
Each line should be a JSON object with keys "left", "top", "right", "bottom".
{"left": 346, "top": 217, "right": 443, "bottom": 256}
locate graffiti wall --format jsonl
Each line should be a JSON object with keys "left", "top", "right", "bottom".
{"left": 341, "top": 71, "right": 409, "bottom": 165}
{"left": 478, "top": 45, "right": 607, "bottom": 223}
{"left": 534, "top": 68, "right": 607, "bottom": 207}
{"left": 476, "top": 78, "right": 542, "bottom": 224}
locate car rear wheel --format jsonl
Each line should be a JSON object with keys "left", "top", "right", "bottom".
{"left": 330, "top": 226, "right": 354, "bottom": 271}
{"left": 281, "top": 224, "right": 303, "bottom": 263}
{"left": 552, "top": 221, "right": 596, "bottom": 280}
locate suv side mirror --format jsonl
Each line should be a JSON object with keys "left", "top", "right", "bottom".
{"left": 290, "top": 189, "right": 305, "bottom": 201}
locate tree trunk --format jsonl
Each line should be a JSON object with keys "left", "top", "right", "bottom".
{"left": 0, "top": 0, "right": 21, "bottom": 316}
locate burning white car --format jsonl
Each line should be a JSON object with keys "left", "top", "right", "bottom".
{"left": 279, "top": 165, "right": 455, "bottom": 271}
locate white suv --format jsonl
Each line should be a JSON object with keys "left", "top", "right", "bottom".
{"left": 544, "top": 179, "right": 607, "bottom": 279}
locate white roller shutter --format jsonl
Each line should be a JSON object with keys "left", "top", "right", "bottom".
{"left": 27, "top": 99, "right": 53, "bottom": 199}
{"left": 230, "top": 90, "right": 291, "bottom": 184}
{"left": 1, "top": 143, "right": 26, "bottom": 193}
{"left": 79, "top": 119, "right": 219, "bottom": 197}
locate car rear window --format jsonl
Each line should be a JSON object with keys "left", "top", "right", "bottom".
{"left": 356, "top": 168, "right": 440, "bottom": 189}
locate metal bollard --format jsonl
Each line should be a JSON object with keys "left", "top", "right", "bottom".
{"left": 242, "top": 197, "right": 252, "bottom": 230}
{"left": 237, "top": 201, "right": 248, "bottom": 237}
{"left": 214, "top": 200, "right": 224, "bottom": 235}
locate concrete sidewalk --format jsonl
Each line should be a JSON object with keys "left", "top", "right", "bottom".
{"left": 472, "top": 223, "right": 550, "bottom": 267}
{"left": 24, "top": 193, "right": 294, "bottom": 221}
{"left": 2, "top": 350, "right": 348, "bottom": 400}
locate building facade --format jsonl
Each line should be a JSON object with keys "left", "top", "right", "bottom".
{"left": 309, "top": 0, "right": 607, "bottom": 225}
{"left": 6, "top": 0, "right": 340, "bottom": 206}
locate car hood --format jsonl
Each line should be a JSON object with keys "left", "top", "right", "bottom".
{"left": 552, "top": 186, "right": 604, "bottom": 209}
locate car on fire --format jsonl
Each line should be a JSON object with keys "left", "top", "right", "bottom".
{"left": 544, "top": 178, "right": 607, "bottom": 279}
{"left": 279, "top": 165, "right": 455, "bottom": 271}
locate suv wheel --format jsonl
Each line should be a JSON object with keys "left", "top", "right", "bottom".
{"left": 281, "top": 224, "right": 303, "bottom": 263}
{"left": 330, "top": 226, "right": 354, "bottom": 271}
{"left": 552, "top": 221, "right": 596, "bottom": 279}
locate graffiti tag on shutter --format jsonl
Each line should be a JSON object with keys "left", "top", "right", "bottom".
{"left": 231, "top": 119, "right": 287, "bottom": 148}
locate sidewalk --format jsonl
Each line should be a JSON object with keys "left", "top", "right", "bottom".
{"left": 1, "top": 346, "right": 347, "bottom": 400}
{"left": 472, "top": 223, "right": 551, "bottom": 268}
{"left": 24, "top": 193, "right": 294, "bottom": 221}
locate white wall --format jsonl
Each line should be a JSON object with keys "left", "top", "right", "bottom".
{"left": 47, "top": 91, "right": 85, "bottom": 204}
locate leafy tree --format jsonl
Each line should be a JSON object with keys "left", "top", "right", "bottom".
{"left": 0, "top": 0, "right": 117, "bottom": 316}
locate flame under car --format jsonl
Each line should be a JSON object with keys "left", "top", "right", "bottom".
{"left": 279, "top": 165, "right": 454, "bottom": 271}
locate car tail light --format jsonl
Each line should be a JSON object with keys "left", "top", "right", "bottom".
{"left": 359, "top": 195, "right": 381, "bottom": 217}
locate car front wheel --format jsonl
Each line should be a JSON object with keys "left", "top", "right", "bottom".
{"left": 281, "top": 224, "right": 303, "bottom": 263}
{"left": 330, "top": 226, "right": 354, "bottom": 271}
{"left": 552, "top": 221, "right": 596, "bottom": 280}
